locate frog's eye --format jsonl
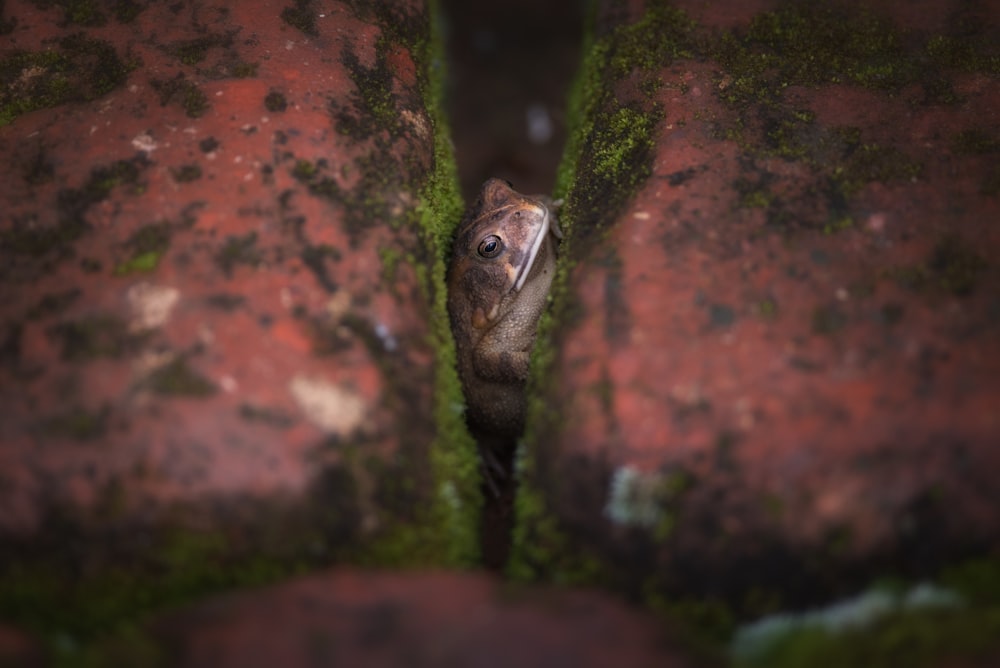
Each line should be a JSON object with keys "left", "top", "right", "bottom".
{"left": 477, "top": 235, "right": 503, "bottom": 258}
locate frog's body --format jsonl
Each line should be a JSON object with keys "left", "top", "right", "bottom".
{"left": 446, "top": 178, "right": 562, "bottom": 439}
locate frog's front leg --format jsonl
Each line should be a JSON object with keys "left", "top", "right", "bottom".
{"left": 472, "top": 339, "right": 531, "bottom": 384}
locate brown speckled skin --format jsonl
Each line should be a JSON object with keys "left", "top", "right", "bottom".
{"left": 447, "top": 178, "right": 561, "bottom": 438}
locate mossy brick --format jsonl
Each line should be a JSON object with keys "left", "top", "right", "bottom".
{"left": 511, "top": 1, "right": 1000, "bottom": 660}
{"left": 0, "top": 1, "right": 479, "bottom": 661}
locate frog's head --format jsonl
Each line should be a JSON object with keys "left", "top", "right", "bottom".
{"left": 449, "top": 178, "right": 553, "bottom": 329}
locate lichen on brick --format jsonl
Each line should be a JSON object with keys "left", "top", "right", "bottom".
{"left": 280, "top": 0, "right": 318, "bottom": 37}
{"left": 0, "top": 34, "right": 133, "bottom": 126}
{"left": 150, "top": 74, "right": 210, "bottom": 118}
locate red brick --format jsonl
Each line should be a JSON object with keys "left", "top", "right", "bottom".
{"left": 143, "top": 569, "right": 699, "bottom": 668}
{"left": 0, "top": 0, "right": 474, "bottom": 590}
{"left": 517, "top": 0, "right": 1000, "bottom": 613}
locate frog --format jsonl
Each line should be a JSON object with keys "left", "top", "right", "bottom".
{"left": 446, "top": 177, "right": 563, "bottom": 441}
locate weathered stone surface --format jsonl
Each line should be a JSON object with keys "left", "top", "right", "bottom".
{"left": 128, "top": 570, "right": 698, "bottom": 668}
{"left": 514, "top": 0, "right": 1000, "bottom": 626}
{"left": 0, "top": 0, "right": 477, "bottom": 640}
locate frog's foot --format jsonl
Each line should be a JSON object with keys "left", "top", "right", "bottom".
{"left": 480, "top": 445, "right": 507, "bottom": 498}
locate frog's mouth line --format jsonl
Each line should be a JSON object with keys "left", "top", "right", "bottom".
{"left": 513, "top": 206, "right": 550, "bottom": 292}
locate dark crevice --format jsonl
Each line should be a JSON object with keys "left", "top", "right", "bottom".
{"left": 442, "top": 0, "right": 583, "bottom": 202}
{"left": 440, "top": 0, "right": 583, "bottom": 570}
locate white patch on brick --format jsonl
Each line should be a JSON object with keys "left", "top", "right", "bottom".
{"left": 289, "top": 375, "right": 366, "bottom": 436}
{"left": 127, "top": 282, "right": 179, "bottom": 332}
{"left": 131, "top": 133, "right": 157, "bottom": 153}
{"left": 604, "top": 466, "right": 664, "bottom": 528}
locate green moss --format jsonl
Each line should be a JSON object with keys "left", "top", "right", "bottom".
{"left": 264, "top": 91, "right": 288, "bottom": 112}
{"left": 835, "top": 142, "right": 922, "bottom": 195}
{"left": 2, "top": 4, "right": 478, "bottom": 660}
{"left": 511, "top": 1, "right": 686, "bottom": 585}
{"left": 214, "top": 231, "right": 261, "bottom": 277}
{"left": 144, "top": 357, "right": 217, "bottom": 397}
{"left": 926, "top": 34, "right": 1000, "bottom": 76}
{"left": 883, "top": 235, "right": 987, "bottom": 297}
{"left": 728, "top": 560, "right": 1000, "bottom": 667}
{"left": 111, "top": 0, "right": 143, "bottom": 24}
{"left": 113, "top": 250, "right": 162, "bottom": 275}
{"left": 811, "top": 304, "right": 847, "bottom": 335}
{"left": 73, "top": 624, "right": 167, "bottom": 668}
{"left": 507, "top": 468, "right": 606, "bottom": 585}
{"left": 39, "top": 404, "right": 110, "bottom": 440}
{"left": 231, "top": 60, "right": 258, "bottom": 78}
{"left": 0, "top": 523, "right": 310, "bottom": 667}
{"left": 291, "top": 158, "right": 318, "bottom": 181}
{"left": 591, "top": 106, "right": 657, "bottom": 179}
{"left": 46, "top": 314, "right": 145, "bottom": 361}
{"left": 169, "top": 163, "right": 203, "bottom": 183}
{"left": 29, "top": 0, "right": 107, "bottom": 27}
{"left": 294, "top": 151, "right": 418, "bottom": 244}
{"left": 410, "top": 0, "right": 480, "bottom": 567}
{"left": 647, "top": 587, "right": 736, "bottom": 659}
{"left": 943, "top": 559, "right": 1000, "bottom": 606}
{"left": 126, "top": 221, "right": 172, "bottom": 254}
{"left": 928, "top": 235, "right": 987, "bottom": 296}
{"left": 166, "top": 35, "right": 230, "bottom": 66}
{"left": 150, "top": 75, "right": 210, "bottom": 118}
{"left": 736, "top": 606, "right": 1000, "bottom": 668}
{"left": 822, "top": 215, "right": 854, "bottom": 235}
{"left": 281, "top": 0, "right": 318, "bottom": 37}
{"left": 738, "top": 113, "right": 921, "bottom": 219}
{"left": 703, "top": 6, "right": 953, "bottom": 231}
{"left": 953, "top": 128, "right": 1000, "bottom": 155}
{"left": 0, "top": 35, "right": 131, "bottom": 126}
{"left": 713, "top": 5, "right": 915, "bottom": 109}
{"left": 341, "top": 0, "right": 426, "bottom": 49}
{"left": 334, "top": 34, "right": 405, "bottom": 140}
{"left": 1, "top": 218, "right": 85, "bottom": 258}
{"left": 86, "top": 158, "right": 144, "bottom": 199}
{"left": 26, "top": 289, "right": 83, "bottom": 320}
{"left": 113, "top": 221, "right": 173, "bottom": 275}
{"left": 755, "top": 298, "right": 778, "bottom": 319}
{"left": 740, "top": 185, "right": 774, "bottom": 209}
{"left": 377, "top": 245, "right": 405, "bottom": 284}
{"left": 553, "top": 3, "right": 689, "bottom": 212}
{"left": 281, "top": 0, "right": 478, "bottom": 568}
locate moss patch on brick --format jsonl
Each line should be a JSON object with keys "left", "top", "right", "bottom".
{"left": 280, "top": 0, "right": 318, "bottom": 37}
{"left": 27, "top": 0, "right": 145, "bottom": 27}
{"left": 38, "top": 404, "right": 111, "bottom": 441}
{"left": 214, "top": 231, "right": 262, "bottom": 277}
{"left": 150, "top": 74, "right": 210, "bottom": 118}
{"left": 732, "top": 560, "right": 1000, "bottom": 668}
{"left": 0, "top": 34, "right": 133, "bottom": 126}
{"left": 46, "top": 314, "right": 147, "bottom": 361}
{"left": 701, "top": 3, "right": 1000, "bottom": 234}
{"left": 882, "top": 235, "right": 988, "bottom": 297}
{"left": 143, "top": 357, "right": 217, "bottom": 397}
{"left": 0, "top": 487, "right": 364, "bottom": 667}
{"left": 510, "top": 1, "right": 693, "bottom": 587}
{"left": 0, "top": 2, "right": 482, "bottom": 662}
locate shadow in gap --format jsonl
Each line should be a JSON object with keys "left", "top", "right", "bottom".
{"left": 441, "top": 0, "right": 584, "bottom": 570}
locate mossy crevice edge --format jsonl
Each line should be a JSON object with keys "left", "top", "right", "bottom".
{"left": 509, "top": 1, "right": 1000, "bottom": 664}
{"left": 0, "top": 2, "right": 481, "bottom": 663}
